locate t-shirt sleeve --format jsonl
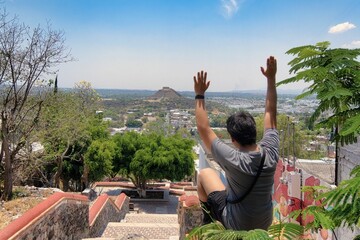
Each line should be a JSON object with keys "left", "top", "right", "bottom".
{"left": 211, "top": 138, "right": 254, "bottom": 173}
{"left": 259, "top": 128, "right": 279, "bottom": 163}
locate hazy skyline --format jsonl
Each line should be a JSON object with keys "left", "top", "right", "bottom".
{"left": 5, "top": 0, "right": 360, "bottom": 92}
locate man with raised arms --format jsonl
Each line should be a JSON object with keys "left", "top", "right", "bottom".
{"left": 193, "top": 56, "right": 279, "bottom": 230}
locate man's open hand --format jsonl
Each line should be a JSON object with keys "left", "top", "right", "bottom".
{"left": 194, "top": 71, "right": 210, "bottom": 95}
{"left": 261, "top": 56, "right": 277, "bottom": 80}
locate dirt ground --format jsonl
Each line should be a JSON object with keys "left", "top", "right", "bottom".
{"left": 0, "top": 186, "right": 57, "bottom": 230}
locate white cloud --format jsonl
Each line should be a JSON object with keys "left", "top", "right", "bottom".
{"left": 342, "top": 40, "right": 360, "bottom": 49}
{"left": 328, "top": 22, "right": 356, "bottom": 34}
{"left": 221, "top": 0, "right": 242, "bottom": 19}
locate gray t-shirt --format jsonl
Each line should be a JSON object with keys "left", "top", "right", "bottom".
{"left": 211, "top": 128, "right": 279, "bottom": 230}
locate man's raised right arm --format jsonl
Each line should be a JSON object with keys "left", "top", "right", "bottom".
{"left": 261, "top": 56, "right": 277, "bottom": 130}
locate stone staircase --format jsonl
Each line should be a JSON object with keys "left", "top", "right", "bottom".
{"left": 84, "top": 213, "right": 179, "bottom": 240}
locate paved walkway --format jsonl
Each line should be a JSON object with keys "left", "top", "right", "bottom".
{"left": 131, "top": 195, "right": 179, "bottom": 214}
{"left": 102, "top": 214, "right": 179, "bottom": 240}
{"left": 99, "top": 197, "right": 180, "bottom": 240}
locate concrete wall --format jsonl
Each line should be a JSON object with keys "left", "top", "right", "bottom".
{"left": 335, "top": 138, "right": 360, "bottom": 239}
{"left": 338, "top": 138, "right": 360, "bottom": 182}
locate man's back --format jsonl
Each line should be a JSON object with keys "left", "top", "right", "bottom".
{"left": 211, "top": 128, "right": 279, "bottom": 230}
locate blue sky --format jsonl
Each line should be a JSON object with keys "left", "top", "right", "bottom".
{"left": 4, "top": 0, "right": 360, "bottom": 92}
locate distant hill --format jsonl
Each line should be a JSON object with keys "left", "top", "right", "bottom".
{"left": 148, "top": 87, "right": 182, "bottom": 100}
{"left": 145, "top": 87, "right": 195, "bottom": 109}
{"left": 92, "top": 88, "right": 307, "bottom": 99}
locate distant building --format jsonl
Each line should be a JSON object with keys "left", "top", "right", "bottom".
{"left": 169, "top": 109, "right": 193, "bottom": 129}
{"left": 102, "top": 117, "right": 112, "bottom": 122}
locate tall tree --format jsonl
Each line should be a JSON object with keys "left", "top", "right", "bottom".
{"left": 111, "top": 131, "right": 147, "bottom": 178}
{"left": 277, "top": 41, "right": 360, "bottom": 145}
{"left": 277, "top": 41, "right": 360, "bottom": 184}
{"left": 84, "top": 139, "right": 114, "bottom": 182}
{"left": 38, "top": 82, "right": 103, "bottom": 191}
{"left": 0, "top": 11, "right": 71, "bottom": 200}
{"left": 255, "top": 114, "right": 312, "bottom": 159}
{"left": 112, "top": 131, "right": 195, "bottom": 197}
{"left": 129, "top": 133, "right": 195, "bottom": 197}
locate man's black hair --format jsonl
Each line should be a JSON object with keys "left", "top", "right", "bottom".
{"left": 226, "top": 111, "right": 256, "bottom": 146}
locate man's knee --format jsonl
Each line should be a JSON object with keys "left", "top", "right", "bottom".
{"left": 197, "top": 168, "right": 225, "bottom": 195}
{"left": 198, "top": 168, "right": 219, "bottom": 181}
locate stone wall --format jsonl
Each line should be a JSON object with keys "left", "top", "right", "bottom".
{"left": 177, "top": 195, "right": 202, "bottom": 240}
{"left": 0, "top": 193, "right": 89, "bottom": 240}
{"left": 89, "top": 193, "right": 129, "bottom": 237}
{"left": 0, "top": 192, "right": 130, "bottom": 240}
{"left": 19, "top": 199, "right": 89, "bottom": 240}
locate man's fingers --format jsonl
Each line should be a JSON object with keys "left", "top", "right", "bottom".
{"left": 200, "top": 70, "right": 206, "bottom": 82}
{"left": 260, "top": 67, "right": 265, "bottom": 75}
{"left": 195, "top": 70, "right": 209, "bottom": 85}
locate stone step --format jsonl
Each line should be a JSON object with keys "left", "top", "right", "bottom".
{"left": 101, "top": 222, "right": 179, "bottom": 240}
{"left": 123, "top": 213, "right": 178, "bottom": 224}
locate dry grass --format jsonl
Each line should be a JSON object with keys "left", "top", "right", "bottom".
{"left": 0, "top": 187, "right": 54, "bottom": 230}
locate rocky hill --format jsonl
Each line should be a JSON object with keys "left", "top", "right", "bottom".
{"left": 149, "top": 87, "right": 182, "bottom": 100}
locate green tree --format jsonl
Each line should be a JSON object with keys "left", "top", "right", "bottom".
{"left": 126, "top": 113, "right": 144, "bottom": 128}
{"left": 112, "top": 132, "right": 195, "bottom": 197}
{"left": 38, "top": 91, "right": 91, "bottom": 191}
{"left": 255, "top": 114, "right": 312, "bottom": 159}
{"left": 144, "top": 117, "right": 172, "bottom": 136}
{"left": 277, "top": 41, "right": 360, "bottom": 146}
{"left": 130, "top": 133, "right": 194, "bottom": 197}
{"left": 210, "top": 114, "right": 227, "bottom": 128}
{"left": 111, "top": 131, "right": 146, "bottom": 177}
{"left": 126, "top": 119, "right": 143, "bottom": 128}
{"left": 84, "top": 140, "right": 114, "bottom": 182}
{"left": 37, "top": 82, "right": 107, "bottom": 191}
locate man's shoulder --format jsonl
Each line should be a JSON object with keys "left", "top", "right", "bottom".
{"left": 264, "top": 128, "right": 279, "bottom": 135}
{"left": 262, "top": 128, "right": 279, "bottom": 140}
{"left": 212, "top": 138, "right": 233, "bottom": 149}
{"left": 260, "top": 128, "right": 279, "bottom": 150}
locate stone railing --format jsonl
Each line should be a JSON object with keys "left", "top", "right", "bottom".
{"left": 89, "top": 193, "right": 129, "bottom": 237}
{"left": 0, "top": 191, "right": 129, "bottom": 240}
{"left": 0, "top": 192, "right": 89, "bottom": 240}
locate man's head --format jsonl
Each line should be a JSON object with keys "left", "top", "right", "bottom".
{"left": 226, "top": 111, "right": 256, "bottom": 147}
